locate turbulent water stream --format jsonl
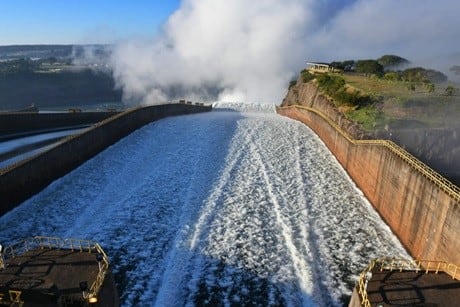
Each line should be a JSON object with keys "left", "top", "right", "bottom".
{"left": 0, "top": 103, "right": 409, "bottom": 306}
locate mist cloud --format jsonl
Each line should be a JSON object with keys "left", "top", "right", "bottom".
{"left": 309, "top": 1, "right": 460, "bottom": 66}
{"left": 110, "top": 0, "right": 317, "bottom": 105}
{"left": 109, "top": 0, "right": 460, "bottom": 105}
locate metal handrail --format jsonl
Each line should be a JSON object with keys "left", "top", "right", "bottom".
{"left": 0, "top": 106, "right": 141, "bottom": 176}
{"left": 356, "top": 258, "right": 460, "bottom": 306}
{"left": 0, "top": 236, "right": 109, "bottom": 302}
{"left": 278, "top": 105, "right": 460, "bottom": 202}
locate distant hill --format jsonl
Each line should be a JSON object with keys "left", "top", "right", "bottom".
{"left": 0, "top": 44, "right": 111, "bottom": 61}
{"left": 0, "top": 45, "right": 74, "bottom": 60}
{"left": 0, "top": 45, "right": 121, "bottom": 110}
{"left": 0, "top": 70, "right": 122, "bottom": 111}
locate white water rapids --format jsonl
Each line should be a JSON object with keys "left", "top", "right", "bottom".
{"left": 0, "top": 103, "right": 409, "bottom": 306}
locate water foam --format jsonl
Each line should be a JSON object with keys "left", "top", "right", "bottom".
{"left": 212, "top": 101, "right": 276, "bottom": 113}
{"left": 0, "top": 109, "right": 409, "bottom": 306}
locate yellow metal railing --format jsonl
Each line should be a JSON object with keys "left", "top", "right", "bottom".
{"left": 356, "top": 257, "right": 460, "bottom": 306}
{"left": 0, "top": 106, "right": 139, "bottom": 176}
{"left": 279, "top": 105, "right": 460, "bottom": 203}
{"left": 0, "top": 236, "right": 109, "bottom": 303}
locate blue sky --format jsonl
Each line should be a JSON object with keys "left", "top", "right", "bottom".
{"left": 0, "top": 0, "right": 181, "bottom": 45}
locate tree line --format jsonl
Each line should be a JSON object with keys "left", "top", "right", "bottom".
{"left": 331, "top": 55, "right": 448, "bottom": 84}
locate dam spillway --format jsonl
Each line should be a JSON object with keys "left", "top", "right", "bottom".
{"left": 0, "top": 104, "right": 409, "bottom": 306}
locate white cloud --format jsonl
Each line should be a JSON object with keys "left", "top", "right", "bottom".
{"left": 109, "top": 0, "right": 460, "bottom": 105}
{"left": 110, "top": 0, "right": 318, "bottom": 105}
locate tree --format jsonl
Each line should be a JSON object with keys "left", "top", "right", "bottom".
{"left": 384, "top": 72, "right": 400, "bottom": 81}
{"left": 377, "top": 54, "right": 410, "bottom": 70}
{"left": 355, "top": 60, "right": 384, "bottom": 76}
{"left": 330, "top": 60, "right": 355, "bottom": 71}
{"left": 445, "top": 85, "right": 456, "bottom": 96}
{"left": 407, "top": 84, "right": 416, "bottom": 91}
{"left": 401, "top": 67, "right": 447, "bottom": 83}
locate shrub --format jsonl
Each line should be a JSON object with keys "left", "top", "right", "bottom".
{"left": 425, "top": 83, "right": 435, "bottom": 93}
{"left": 407, "top": 84, "right": 416, "bottom": 91}
{"left": 445, "top": 85, "right": 456, "bottom": 96}
{"left": 316, "top": 74, "right": 373, "bottom": 107}
{"left": 300, "top": 69, "right": 315, "bottom": 83}
{"left": 401, "top": 67, "right": 447, "bottom": 83}
{"left": 384, "top": 72, "right": 401, "bottom": 81}
{"left": 316, "top": 74, "right": 345, "bottom": 94}
{"left": 346, "top": 106, "right": 384, "bottom": 130}
{"left": 330, "top": 60, "right": 355, "bottom": 71}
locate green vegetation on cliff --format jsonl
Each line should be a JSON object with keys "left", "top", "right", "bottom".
{"left": 354, "top": 60, "right": 384, "bottom": 76}
{"left": 300, "top": 69, "right": 315, "bottom": 83}
{"left": 290, "top": 54, "right": 460, "bottom": 131}
{"left": 314, "top": 74, "right": 383, "bottom": 129}
{"left": 341, "top": 73, "right": 459, "bottom": 130}
{"left": 316, "top": 74, "right": 373, "bottom": 108}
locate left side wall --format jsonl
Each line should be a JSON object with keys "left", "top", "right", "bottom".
{"left": 0, "top": 104, "right": 211, "bottom": 216}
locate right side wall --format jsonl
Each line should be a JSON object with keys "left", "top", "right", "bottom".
{"left": 278, "top": 101, "right": 460, "bottom": 265}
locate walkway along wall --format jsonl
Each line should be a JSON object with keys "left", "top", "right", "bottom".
{"left": 0, "top": 104, "right": 211, "bottom": 216}
{"left": 278, "top": 106, "right": 460, "bottom": 265}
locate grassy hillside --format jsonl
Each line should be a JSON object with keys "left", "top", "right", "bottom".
{"left": 298, "top": 55, "right": 460, "bottom": 131}
{"left": 341, "top": 73, "right": 460, "bottom": 130}
{"left": 308, "top": 71, "right": 460, "bottom": 131}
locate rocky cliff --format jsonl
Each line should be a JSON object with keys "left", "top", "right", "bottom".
{"left": 281, "top": 76, "right": 369, "bottom": 139}
{"left": 282, "top": 77, "right": 460, "bottom": 186}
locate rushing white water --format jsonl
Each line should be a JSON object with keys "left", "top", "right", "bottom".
{"left": 0, "top": 103, "right": 409, "bottom": 306}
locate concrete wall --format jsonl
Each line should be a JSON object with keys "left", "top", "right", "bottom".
{"left": 284, "top": 78, "right": 460, "bottom": 186}
{"left": 282, "top": 78, "right": 369, "bottom": 139}
{"left": 0, "top": 112, "right": 119, "bottom": 140}
{"left": 375, "top": 127, "right": 460, "bottom": 187}
{"left": 278, "top": 106, "right": 460, "bottom": 265}
{"left": 0, "top": 104, "right": 211, "bottom": 216}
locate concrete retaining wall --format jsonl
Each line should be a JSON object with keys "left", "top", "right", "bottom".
{"left": 0, "top": 104, "right": 211, "bottom": 216}
{"left": 282, "top": 78, "right": 369, "bottom": 139}
{"left": 278, "top": 106, "right": 460, "bottom": 265}
{"left": 0, "top": 112, "right": 119, "bottom": 138}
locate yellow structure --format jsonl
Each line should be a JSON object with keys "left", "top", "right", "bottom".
{"left": 0, "top": 236, "right": 115, "bottom": 306}
{"left": 351, "top": 258, "right": 460, "bottom": 307}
